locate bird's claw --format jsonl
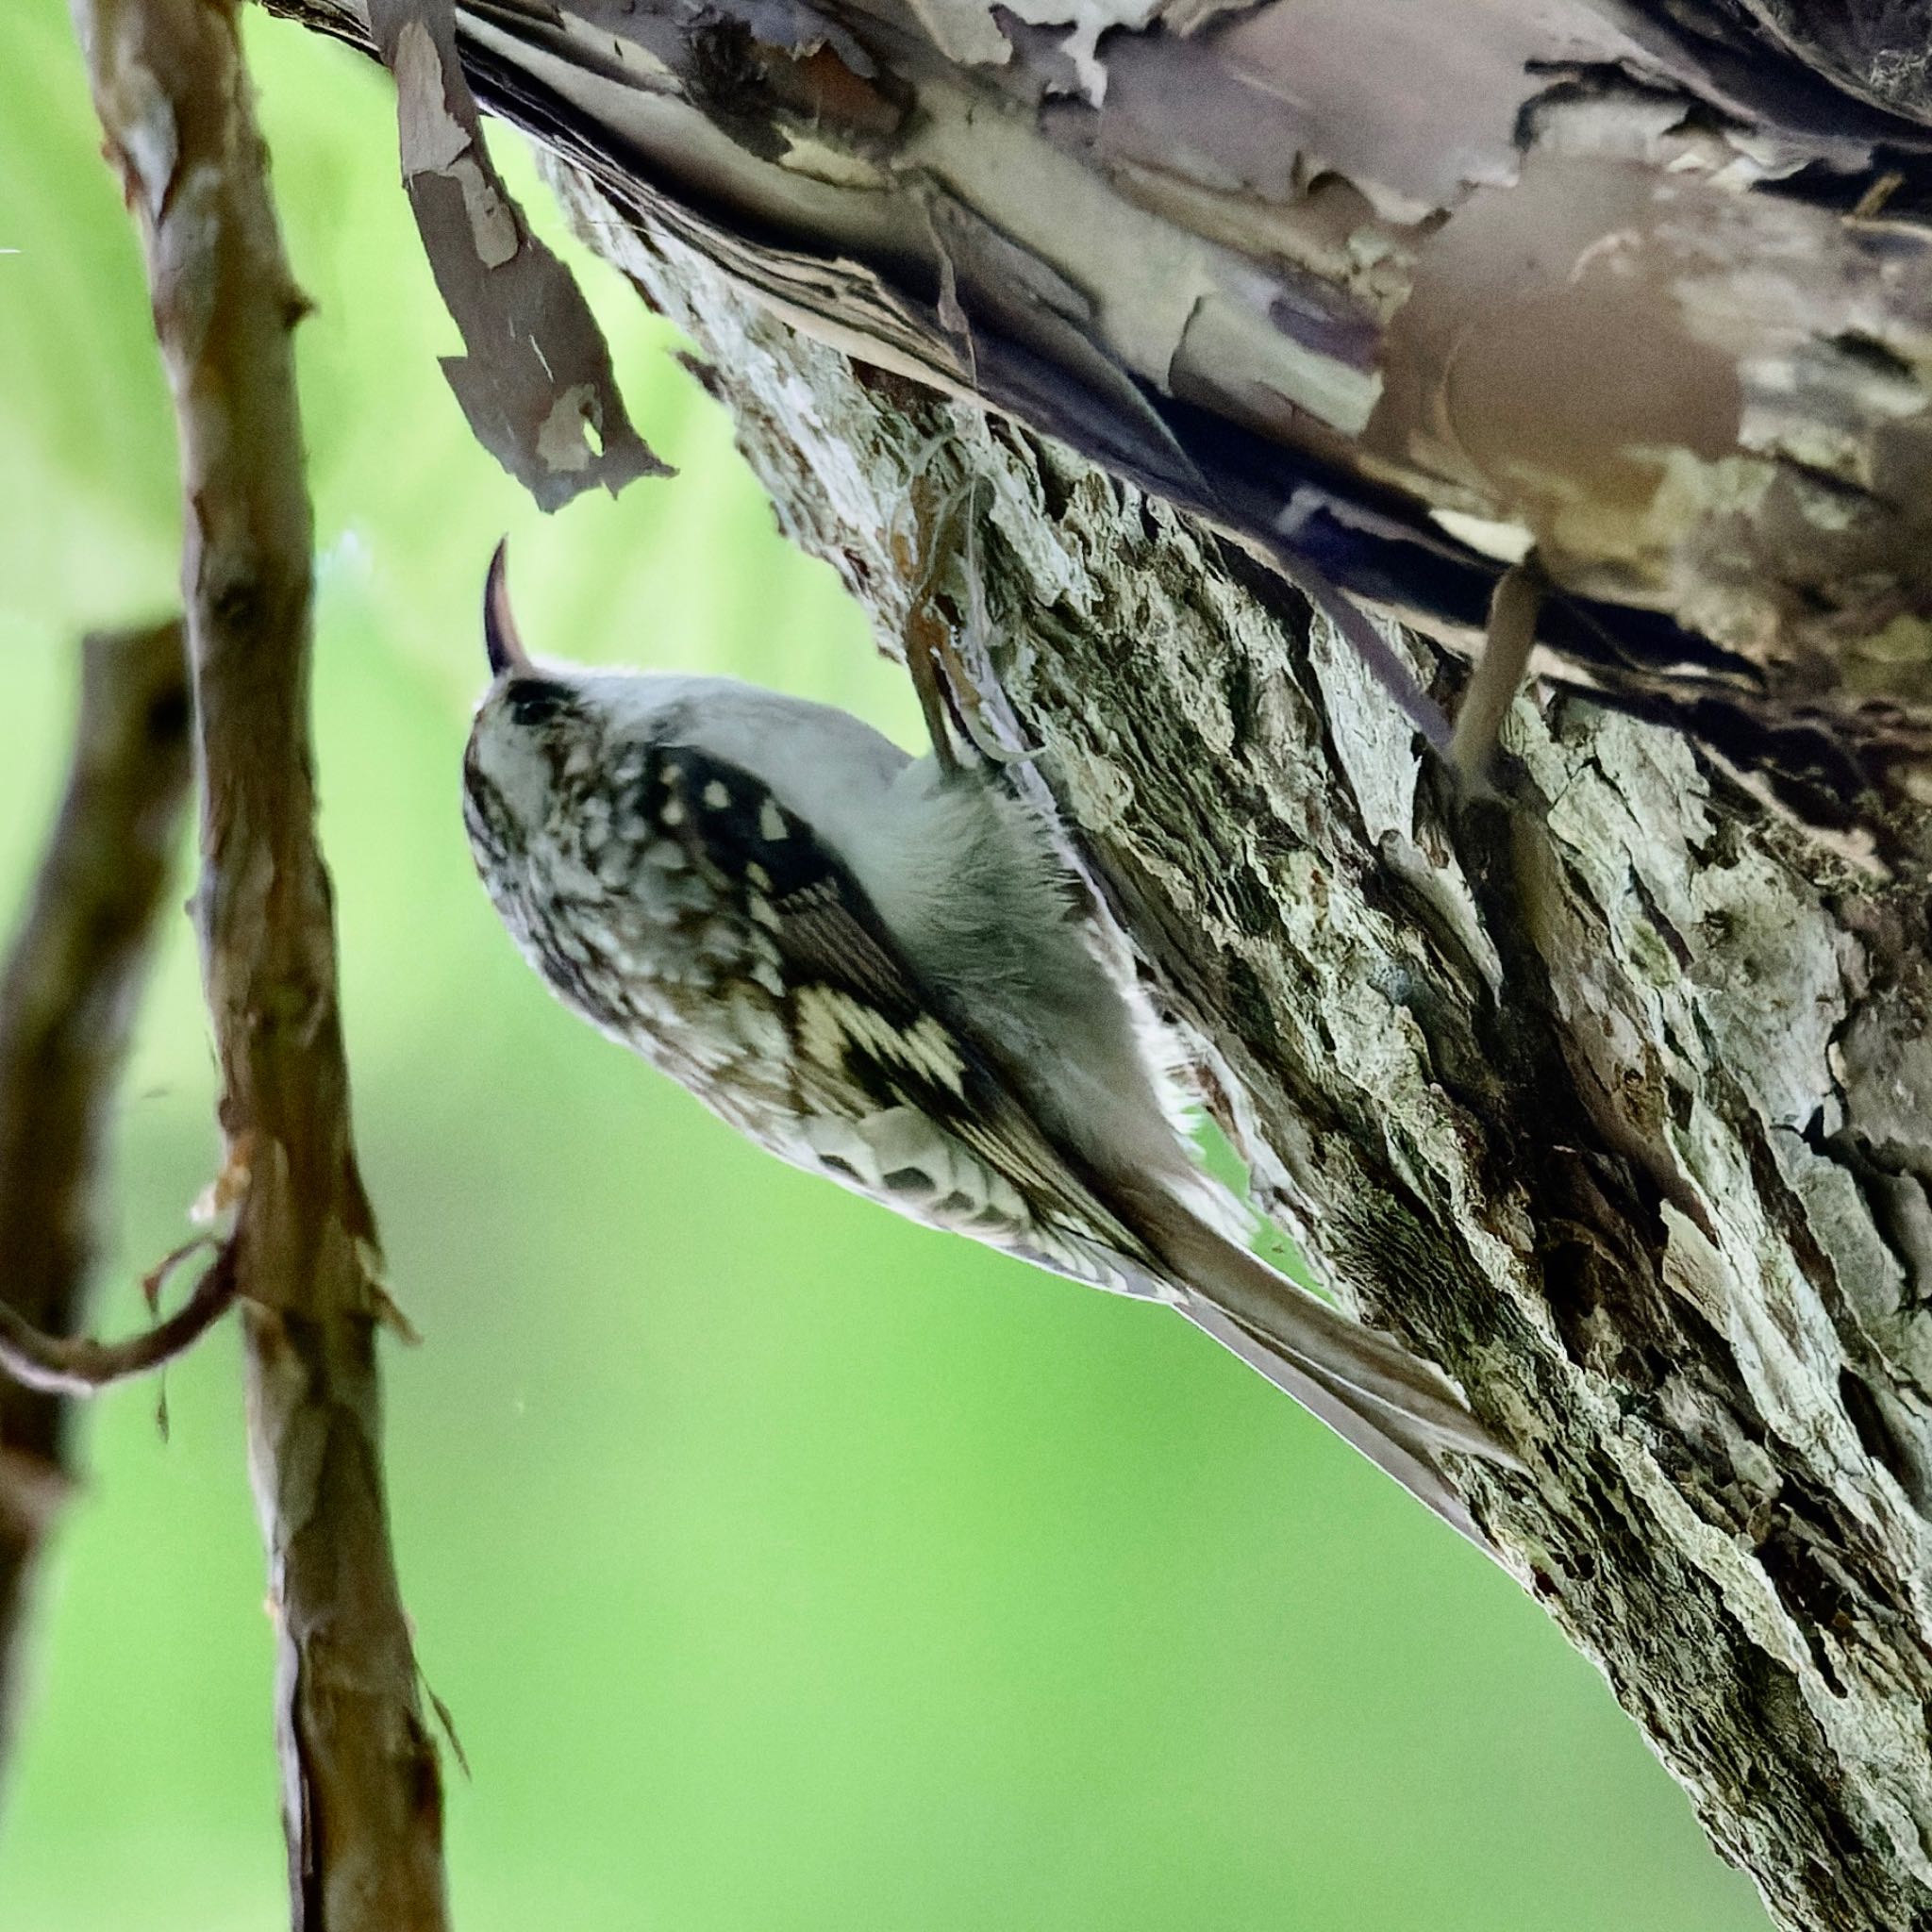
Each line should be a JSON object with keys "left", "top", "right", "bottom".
{"left": 897, "top": 466, "right": 1040, "bottom": 774}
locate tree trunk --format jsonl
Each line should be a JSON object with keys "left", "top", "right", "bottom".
{"left": 273, "top": 5, "right": 1932, "bottom": 1927}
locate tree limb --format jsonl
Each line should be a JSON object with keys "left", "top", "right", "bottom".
{"left": 0, "top": 619, "right": 192, "bottom": 1797}
{"left": 274, "top": 0, "right": 1932, "bottom": 810}
{"left": 543, "top": 165, "right": 1932, "bottom": 1932}
{"left": 0, "top": 1240, "right": 239, "bottom": 1399}
{"left": 69, "top": 1, "right": 451, "bottom": 1924}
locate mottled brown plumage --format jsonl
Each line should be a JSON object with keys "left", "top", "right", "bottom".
{"left": 464, "top": 547, "right": 1516, "bottom": 1544}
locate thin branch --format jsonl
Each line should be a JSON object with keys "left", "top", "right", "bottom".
{"left": 70, "top": 1, "right": 452, "bottom": 1924}
{"left": 0, "top": 619, "right": 191, "bottom": 1798}
{"left": 0, "top": 1242, "right": 238, "bottom": 1398}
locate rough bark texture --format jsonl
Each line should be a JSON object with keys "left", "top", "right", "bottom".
{"left": 0, "top": 622, "right": 192, "bottom": 1793}
{"left": 70, "top": 1, "right": 450, "bottom": 1924}
{"left": 269, "top": 4, "right": 1932, "bottom": 1928}
{"left": 543, "top": 182, "right": 1932, "bottom": 1932}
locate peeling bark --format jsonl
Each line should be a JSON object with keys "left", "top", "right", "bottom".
{"left": 365, "top": 0, "right": 667, "bottom": 508}
{"left": 279, "top": 0, "right": 1932, "bottom": 806}
{"left": 265, "top": 4, "right": 1932, "bottom": 1927}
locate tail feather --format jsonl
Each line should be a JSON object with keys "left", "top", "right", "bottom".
{"left": 1175, "top": 1297, "right": 1488, "bottom": 1548}
{"left": 1146, "top": 1208, "right": 1517, "bottom": 1551}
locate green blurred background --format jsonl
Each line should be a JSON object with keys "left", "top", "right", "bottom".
{"left": 0, "top": 8, "right": 1770, "bottom": 1927}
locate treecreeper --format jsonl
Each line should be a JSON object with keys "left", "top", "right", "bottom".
{"left": 462, "top": 541, "right": 1519, "bottom": 1548}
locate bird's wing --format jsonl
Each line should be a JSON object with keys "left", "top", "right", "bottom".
{"left": 651, "top": 742, "right": 1153, "bottom": 1285}
{"left": 652, "top": 742, "right": 1511, "bottom": 1541}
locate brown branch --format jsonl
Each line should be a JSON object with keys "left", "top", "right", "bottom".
{"left": 0, "top": 619, "right": 191, "bottom": 1796}
{"left": 71, "top": 3, "right": 452, "bottom": 1925}
{"left": 0, "top": 1241, "right": 238, "bottom": 1398}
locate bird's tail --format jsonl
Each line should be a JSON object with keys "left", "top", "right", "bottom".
{"left": 1148, "top": 1208, "right": 1517, "bottom": 1551}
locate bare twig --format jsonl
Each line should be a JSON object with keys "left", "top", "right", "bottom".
{"left": 70, "top": 2, "right": 452, "bottom": 1924}
{"left": 0, "top": 1242, "right": 238, "bottom": 1398}
{"left": 0, "top": 619, "right": 191, "bottom": 1796}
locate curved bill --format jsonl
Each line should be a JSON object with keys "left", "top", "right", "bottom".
{"left": 483, "top": 538, "right": 532, "bottom": 677}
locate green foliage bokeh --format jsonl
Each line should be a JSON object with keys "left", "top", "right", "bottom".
{"left": 0, "top": 9, "right": 1769, "bottom": 1928}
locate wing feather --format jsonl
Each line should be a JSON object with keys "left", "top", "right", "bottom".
{"left": 651, "top": 742, "right": 1510, "bottom": 1544}
{"left": 654, "top": 744, "right": 1149, "bottom": 1272}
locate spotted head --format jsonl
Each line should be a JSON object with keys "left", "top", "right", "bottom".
{"left": 460, "top": 541, "right": 697, "bottom": 958}
{"left": 461, "top": 541, "right": 784, "bottom": 1050}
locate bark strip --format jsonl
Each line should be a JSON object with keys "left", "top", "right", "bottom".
{"left": 68, "top": 2, "right": 452, "bottom": 1924}
{"left": 366, "top": 0, "right": 667, "bottom": 509}
{"left": 0, "top": 620, "right": 192, "bottom": 1798}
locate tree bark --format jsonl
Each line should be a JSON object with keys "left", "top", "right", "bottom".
{"left": 280, "top": 0, "right": 1932, "bottom": 808}
{"left": 543, "top": 189, "right": 1932, "bottom": 1932}
{"left": 0, "top": 622, "right": 192, "bottom": 1795}
{"left": 268, "top": 5, "right": 1932, "bottom": 1928}
{"left": 71, "top": 1, "right": 451, "bottom": 1923}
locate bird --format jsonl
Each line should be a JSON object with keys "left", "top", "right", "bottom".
{"left": 461, "top": 540, "right": 1517, "bottom": 1546}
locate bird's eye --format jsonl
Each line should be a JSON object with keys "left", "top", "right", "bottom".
{"left": 507, "top": 677, "right": 571, "bottom": 727}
